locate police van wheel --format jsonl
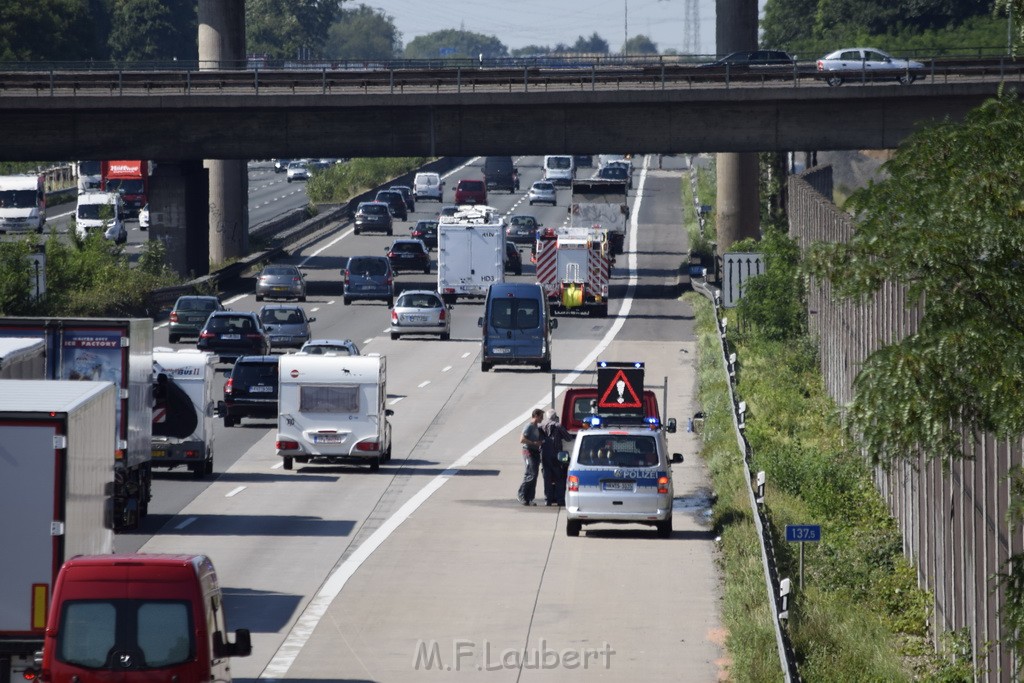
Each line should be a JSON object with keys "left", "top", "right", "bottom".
{"left": 283, "top": 457, "right": 293, "bottom": 471}
{"left": 566, "top": 520, "right": 581, "bottom": 537}
{"left": 656, "top": 518, "right": 673, "bottom": 538}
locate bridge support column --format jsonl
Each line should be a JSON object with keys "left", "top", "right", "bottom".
{"left": 199, "top": 0, "right": 247, "bottom": 266}
{"left": 714, "top": 0, "right": 761, "bottom": 254}
{"left": 150, "top": 161, "right": 209, "bottom": 278}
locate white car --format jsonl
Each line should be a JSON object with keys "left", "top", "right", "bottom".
{"left": 138, "top": 203, "right": 150, "bottom": 230}
{"left": 816, "top": 48, "right": 924, "bottom": 87}
{"left": 76, "top": 192, "right": 127, "bottom": 244}
{"left": 286, "top": 162, "right": 309, "bottom": 182}
{"left": 527, "top": 181, "right": 557, "bottom": 206}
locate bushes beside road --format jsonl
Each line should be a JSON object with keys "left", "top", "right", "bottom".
{"left": 307, "top": 157, "right": 429, "bottom": 204}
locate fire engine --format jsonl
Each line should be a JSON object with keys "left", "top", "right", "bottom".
{"left": 534, "top": 226, "right": 613, "bottom": 317}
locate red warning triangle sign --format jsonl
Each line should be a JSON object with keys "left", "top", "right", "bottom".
{"left": 598, "top": 369, "right": 642, "bottom": 409}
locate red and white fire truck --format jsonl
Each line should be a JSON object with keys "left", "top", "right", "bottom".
{"left": 534, "top": 226, "right": 613, "bottom": 317}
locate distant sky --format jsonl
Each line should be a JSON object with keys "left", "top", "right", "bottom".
{"left": 361, "top": 0, "right": 768, "bottom": 58}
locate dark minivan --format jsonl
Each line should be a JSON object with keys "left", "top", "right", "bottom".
{"left": 343, "top": 255, "right": 395, "bottom": 307}
{"left": 482, "top": 156, "right": 520, "bottom": 193}
{"left": 478, "top": 283, "right": 556, "bottom": 373}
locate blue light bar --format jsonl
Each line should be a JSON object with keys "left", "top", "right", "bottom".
{"left": 588, "top": 415, "right": 604, "bottom": 427}
{"left": 645, "top": 416, "right": 661, "bottom": 429}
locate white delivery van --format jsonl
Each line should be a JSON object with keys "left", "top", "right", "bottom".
{"left": 413, "top": 171, "right": 444, "bottom": 201}
{"left": 276, "top": 353, "right": 393, "bottom": 471}
{"left": 76, "top": 191, "right": 126, "bottom": 243}
{"left": 543, "top": 155, "right": 576, "bottom": 186}
{"left": 437, "top": 205, "right": 506, "bottom": 304}
{"left": 0, "top": 174, "right": 45, "bottom": 234}
{"left": 151, "top": 348, "right": 218, "bottom": 477}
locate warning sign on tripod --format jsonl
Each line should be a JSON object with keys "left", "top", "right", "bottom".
{"left": 596, "top": 361, "right": 645, "bottom": 419}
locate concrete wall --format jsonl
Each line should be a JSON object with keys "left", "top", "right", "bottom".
{"left": 788, "top": 168, "right": 1022, "bottom": 679}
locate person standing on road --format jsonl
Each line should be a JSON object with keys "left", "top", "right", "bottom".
{"left": 540, "top": 409, "right": 573, "bottom": 506}
{"left": 518, "top": 408, "right": 545, "bottom": 506}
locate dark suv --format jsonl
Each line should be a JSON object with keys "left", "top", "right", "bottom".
{"left": 221, "top": 355, "right": 279, "bottom": 427}
{"left": 353, "top": 201, "right": 393, "bottom": 235}
{"left": 375, "top": 189, "right": 408, "bottom": 221}
{"left": 343, "top": 255, "right": 394, "bottom": 307}
{"left": 387, "top": 239, "right": 431, "bottom": 274}
{"left": 196, "top": 311, "right": 270, "bottom": 363}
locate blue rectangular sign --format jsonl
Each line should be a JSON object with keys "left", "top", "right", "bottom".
{"left": 785, "top": 524, "right": 821, "bottom": 542}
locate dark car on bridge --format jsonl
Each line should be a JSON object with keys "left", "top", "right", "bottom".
{"left": 701, "top": 50, "right": 795, "bottom": 68}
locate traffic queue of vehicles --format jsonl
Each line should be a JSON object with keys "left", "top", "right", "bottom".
{"left": 0, "top": 156, "right": 650, "bottom": 681}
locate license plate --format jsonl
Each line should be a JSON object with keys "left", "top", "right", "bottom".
{"left": 313, "top": 434, "right": 342, "bottom": 444}
{"left": 400, "top": 253, "right": 414, "bottom": 258}
{"left": 222, "top": 334, "right": 240, "bottom": 340}
{"left": 406, "top": 315, "right": 427, "bottom": 323}
{"left": 274, "top": 286, "right": 288, "bottom": 291}
{"left": 151, "top": 449, "right": 167, "bottom": 458}
{"left": 249, "top": 385, "right": 274, "bottom": 393}
{"left": 603, "top": 481, "right": 634, "bottom": 491}
{"left": 492, "top": 347, "right": 511, "bottom": 354}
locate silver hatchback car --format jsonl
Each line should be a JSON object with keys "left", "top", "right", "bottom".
{"left": 390, "top": 289, "right": 451, "bottom": 340}
{"left": 259, "top": 304, "right": 315, "bottom": 349}
{"left": 564, "top": 423, "right": 682, "bottom": 538}
{"left": 527, "top": 181, "right": 557, "bottom": 206}
{"left": 256, "top": 264, "right": 307, "bottom": 302}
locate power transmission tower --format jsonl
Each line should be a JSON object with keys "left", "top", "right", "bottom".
{"left": 683, "top": 0, "right": 699, "bottom": 55}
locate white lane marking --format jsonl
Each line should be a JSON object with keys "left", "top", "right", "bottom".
{"left": 461, "top": 352, "right": 471, "bottom": 358}
{"left": 381, "top": 328, "right": 389, "bottom": 334}
{"left": 327, "top": 300, "right": 336, "bottom": 305}
{"left": 175, "top": 517, "right": 197, "bottom": 530}
{"left": 442, "top": 366, "right": 452, "bottom": 373}
{"left": 224, "top": 293, "right": 247, "bottom": 305}
{"left": 388, "top": 397, "right": 404, "bottom": 405}
{"left": 310, "top": 307, "right": 320, "bottom": 312}
{"left": 440, "top": 157, "right": 481, "bottom": 180}
{"left": 271, "top": 461, "right": 283, "bottom": 470}
{"left": 417, "top": 380, "right": 430, "bottom": 388}
{"left": 362, "top": 338, "right": 374, "bottom": 345}
{"left": 259, "top": 155, "right": 652, "bottom": 680}
{"left": 298, "top": 227, "right": 353, "bottom": 268}
{"left": 225, "top": 486, "right": 246, "bottom": 498}
{"left": 155, "top": 322, "right": 169, "bottom": 329}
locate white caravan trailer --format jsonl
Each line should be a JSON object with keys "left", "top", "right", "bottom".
{"left": 276, "top": 353, "right": 393, "bottom": 471}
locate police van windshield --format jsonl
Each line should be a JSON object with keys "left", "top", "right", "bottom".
{"left": 490, "top": 298, "right": 539, "bottom": 330}
{"left": 578, "top": 434, "right": 658, "bottom": 467}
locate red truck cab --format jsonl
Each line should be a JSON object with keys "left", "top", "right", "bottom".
{"left": 38, "top": 554, "right": 250, "bottom": 683}
{"left": 560, "top": 387, "right": 662, "bottom": 435}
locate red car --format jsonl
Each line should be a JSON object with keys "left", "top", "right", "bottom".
{"left": 454, "top": 178, "right": 488, "bottom": 205}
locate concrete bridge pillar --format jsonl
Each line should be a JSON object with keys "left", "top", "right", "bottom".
{"left": 150, "top": 161, "right": 209, "bottom": 278}
{"left": 199, "top": 0, "right": 248, "bottom": 265}
{"left": 714, "top": 0, "right": 761, "bottom": 254}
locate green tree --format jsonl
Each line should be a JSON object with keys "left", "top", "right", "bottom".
{"left": 108, "top": 0, "right": 196, "bottom": 62}
{"left": 572, "top": 32, "right": 609, "bottom": 54}
{"left": 246, "top": 0, "right": 339, "bottom": 59}
{"left": 511, "top": 44, "right": 552, "bottom": 57}
{"left": 622, "top": 34, "right": 658, "bottom": 54}
{"left": 403, "top": 29, "right": 508, "bottom": 60}
{"left": 0, "top": 0, "right": 95, "bottom": 61}
{"left": 324, "top": 4, "right": 401, "bottom": 61}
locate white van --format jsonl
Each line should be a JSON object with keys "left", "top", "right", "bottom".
{"left": 413, "top": 172, "right": 444, "bottom": 201}
{"left": 275, "top": 353, "right": 393, "bottom": 471}
{"left": 0, "top": 174, "right": 45, "bottom": 234}
{"left": 543, "top": 155, "right": 576, "bottom": 186}
{"left": 76, "top": 191, "right": 126, "bottom": 243}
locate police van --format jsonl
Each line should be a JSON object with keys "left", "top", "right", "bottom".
{"left": 562, "top": 361, "right": 683, "bottom": 538}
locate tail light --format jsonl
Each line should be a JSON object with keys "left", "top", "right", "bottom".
{"left": 387, "top": 251, "right": 395, "bottom": 258}
{"left": 277, "top": 439, "right": 299, "bottom": 450}
{"left": 386, "top": 276, "right": 393, "bottom": 286}
{"left": 199, "top": 330, "right": 215, "bottom": 339}
{"left": 568, "top": 475, "right": 579, "bottom": 492}
{"left": 816, "top": 60, "right": 824, "bottom": 71}
{"left": 657, "top": 476, "right": 669, "bottom": 494}
{"left": 245, "top": 333, "right": 264, "bottom": 340}
{"left": 343, "top": 269, "right": 350, "bottom": 284}
{"left": 224, "top": 378, "right": 233, "bottom": 395}
{"left": 438, "top": 308, "right": 446, "bottom": 321}
{"left": 185, "top": 449, "right": 198, "bottom": 459}
{"left": 391, "top": 310, "right": 398, "bottom": 323}
{"left": 355, "top": 441, "right": 379, "bottom": 452}
{"left": 170, "top": 311, "right": 179, "bottom": 323}
{"left": 292, "top": 277, "right": 301, "bottom": 284}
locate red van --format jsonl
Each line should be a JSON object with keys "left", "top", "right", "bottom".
{"left": 453, "top": 178, "right": 487, "bottom": 205}
{"left": 560, "top": 387, "right": 662, "bottom": 435}
{"left": 38, "top": 554, "right": 251, "bottom": 682}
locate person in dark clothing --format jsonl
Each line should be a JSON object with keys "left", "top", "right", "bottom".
{"left": 540, "top": 409, "right": 573, "bottom": 506}
{"left": 518, "top": 408, "right": 545, "bottom": 505}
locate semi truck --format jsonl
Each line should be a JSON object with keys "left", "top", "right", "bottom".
{"left": 39, "top": 554, "right": 252, "bottom": 682}
{"left": 0, "top": 174, "right": 46, "bottom": 234}
{"left": 152, "top": 348, "right": 218, "bottom": 477}
{"left": 101, "top": 160, "right": 151, "bottom": 217}
{"left": 437, "top": 205, "right": 506, "bottom": 304}
{"left": 0, "top": 317, "right": 154, "bottom": 532}
{"left": 534, "top": 226, "right": 613, "bottom": 317}
{"left": 75, "top": 161, "right": 102, "bottom": 194}
{"left": 0, "top": 380, "right": 116, "bottom": 682}
{"left": 568, "top": 179, "right": 630, "bottom": 255}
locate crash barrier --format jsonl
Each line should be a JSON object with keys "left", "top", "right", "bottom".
{"left": 144, "top": 156, "right": 470, "bottom": 314}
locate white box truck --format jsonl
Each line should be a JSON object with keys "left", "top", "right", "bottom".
{"left": 276, "top": 353, "right": 393, "bottom": 472}
{"left": 152, "top": 348, "right": 218, "bottom": 477}
{"left": 0, "top": 380, "right": 116, "bottom": 681}
{"left": 0, "top": 174, "right": 46, "bottom": 234}
{"left": 0, "top": 337, "right": 46, "bottom": 379}
{"left": 437, "top": 205, "right": 506, "bottom": 304}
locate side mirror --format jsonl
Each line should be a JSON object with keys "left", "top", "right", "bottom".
{"left": 447, "top": 303, "right": 454, "bottom": 310}
{"left": 557, "top": 450, "right": 570, "bottom": 463}
{"left": 213, "top": 628, "right": 252, "bottom": 658}
{"left": 307, "top": 317, "right": 316, "bottom": 323}
{"left": 550, "top": 318, "right": 558, "bottom": 330}
{"left": 385, "top": 409, "right": 394, "bottom": 417}
{"left": 214, "top": 401, "right": 225, "bottom": 417}
{"left": 671, "top": 453, "right": 684, "bottom": 464}
{"left": 665, "top": 417, "right": 677, "bottom": 433}
{"left": 477, "top": 316, "right": 484, "bottom": 327}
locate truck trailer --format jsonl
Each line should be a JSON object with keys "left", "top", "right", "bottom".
{"left": 0, "top": 317, "right": 154, "bottom": 532}
{"left": 568, "top": 179, "right": 630, "bottom": 255}
{"left": 0, "top": 380, "right": 116, "bottom": 682}
{"left": 152, "top": 348, "right": 218, "bottom": 477}
{"left": 437, "top": 205, "right": 506, "bottom": 304}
